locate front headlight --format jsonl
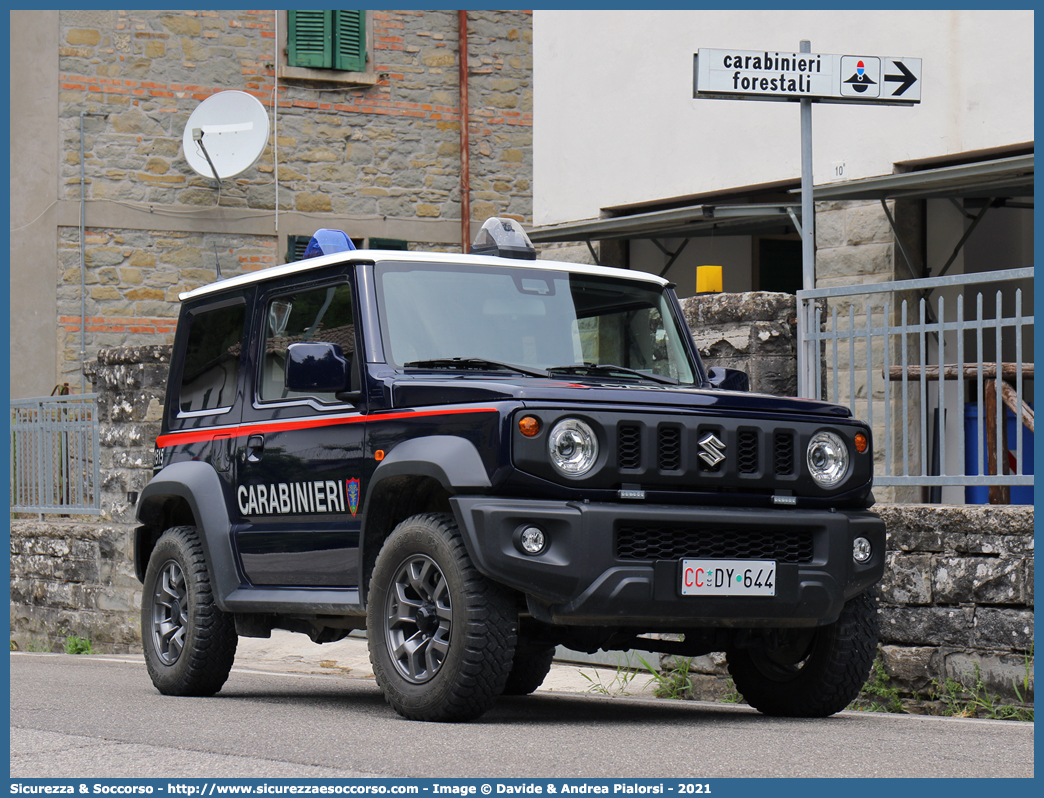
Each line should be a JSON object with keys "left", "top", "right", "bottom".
{"left": 806, "top": 431, "right": 849, "bottom": 487}
{"left": 548, "top": 418, "right": 599, "bottom": 477}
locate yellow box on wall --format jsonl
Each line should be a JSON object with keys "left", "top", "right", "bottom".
{"left": 696, "top": 265, "right": 722, "bottom": 293}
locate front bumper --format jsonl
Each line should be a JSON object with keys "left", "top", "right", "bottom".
{"left": 450, "top": 498, "right": 885, "bottom": 628}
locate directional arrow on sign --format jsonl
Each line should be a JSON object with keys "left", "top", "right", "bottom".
{"left": 884, "top": 60, "right": 917, "bottom": 96}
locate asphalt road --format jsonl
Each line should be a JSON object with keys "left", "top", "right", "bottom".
{"left": 9, "top": 652, "right": 1034, "bottom": 779}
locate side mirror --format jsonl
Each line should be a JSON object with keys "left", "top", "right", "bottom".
{"left": 286, "top": 342, "right": 357, "bottom": 399}
{"left": 706, "top": 366, "right": 750, "bottom": 392}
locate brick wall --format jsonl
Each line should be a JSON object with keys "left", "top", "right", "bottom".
{"left": 53, "top": 9, "right": 532, "bottom": 385}
{"left": 56, "top": 228, "right": 274, "bottom": 380}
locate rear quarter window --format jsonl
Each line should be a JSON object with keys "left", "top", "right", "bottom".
{"left": 178, "top": 304, "right": 246, "bottom": 414}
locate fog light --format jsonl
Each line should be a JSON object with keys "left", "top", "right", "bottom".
{"left": 853, "top": 536, "right": 872, "bottom": 563}
{"left": 520, "top": 526, "right": 546, "bottom": 555}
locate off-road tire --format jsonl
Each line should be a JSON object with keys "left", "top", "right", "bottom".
{"left": 141, "top": 525, "right": 237, "bottom": 697}
{"left": 502, "top": 645, "right": 556, "bottom": 696}
{"left": 726, "top": 588, "right": 878, "bottom": 717}
{"left": 367, "top": 512, "right": 517, "bottom": 722}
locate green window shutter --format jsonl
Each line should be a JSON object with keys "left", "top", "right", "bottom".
{"left": 287, "top": 235, "right": 312, "bottom": 263}
{"left": 333, "top": 10, "right": 367, "bottom": 72}
{"left": 288, "top": 10, "right": 333, "bottom": 69}
{"left": 369, "top": 237, "right": 408, "bottom": 251}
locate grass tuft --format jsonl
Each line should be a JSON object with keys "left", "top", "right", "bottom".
{"left": 63, "top": 635, "right": 92, "bottom": 655}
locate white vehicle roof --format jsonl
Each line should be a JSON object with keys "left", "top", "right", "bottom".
{"left": 178, "top": 249, "right": 669, "bottom": 302}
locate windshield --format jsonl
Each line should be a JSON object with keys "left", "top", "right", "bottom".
{"left": 374, "top": 261, "right": 698, "bottom": 385}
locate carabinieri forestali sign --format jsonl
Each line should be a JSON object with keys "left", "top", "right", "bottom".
{"left": 694, "top": 48, "right": 922, "bottom": 105}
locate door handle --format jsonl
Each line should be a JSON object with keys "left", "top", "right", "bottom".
{"left": 246, "top": 434, "right": 264, "bottom": 462}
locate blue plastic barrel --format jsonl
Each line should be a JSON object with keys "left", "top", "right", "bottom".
{"left": 963, "top": 403, "right": 1034, "bottom": 505}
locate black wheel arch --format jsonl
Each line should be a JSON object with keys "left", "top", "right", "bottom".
{"left": 135, "top": 461, "right": 242, "bottom": 610}
{"left": 358, "top": 435, "right": 492, "bottom": 606}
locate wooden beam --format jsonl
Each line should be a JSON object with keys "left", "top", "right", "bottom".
{"left": 984, "top": 380, "right": 1011, "bottom": 505}
{"left": 1000, "top": 381, "right": 1034, "bottom": 434}
{"left": 886, "top": 363, "right": 1033, "bottom": 381}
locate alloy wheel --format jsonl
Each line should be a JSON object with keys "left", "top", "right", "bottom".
{"left": 384, "top": 554, "right": 452, "bottom": 683}
{"left": 151, "top": 560, "right": 188, "bottom": 666}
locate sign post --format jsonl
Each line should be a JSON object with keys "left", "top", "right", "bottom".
{"left": 693, "top": 43, "right": 921, "bottom": 394}
{"left": 799, "top": 41, "right": 814, "bottom": 293}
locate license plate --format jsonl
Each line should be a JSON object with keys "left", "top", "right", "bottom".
{"left": 680, "top": 559, "right": 776, "bottom": 596}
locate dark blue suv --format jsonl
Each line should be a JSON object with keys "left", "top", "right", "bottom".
{"left": 135, "top": 218, "right": 884, "bottom": 722}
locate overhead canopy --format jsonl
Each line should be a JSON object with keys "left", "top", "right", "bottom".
{"left": 808, "top": 153, "right": 1033, "bottom": 202}
{"left": 526, "top": 203, "right": 799, "bottom": 243}
{"left": 527, "top": 153, "right": 1033, "bottom": 244}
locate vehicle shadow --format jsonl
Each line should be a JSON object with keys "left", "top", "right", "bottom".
{"left": 214, "top": 672, "right": 856, "bottom": 727}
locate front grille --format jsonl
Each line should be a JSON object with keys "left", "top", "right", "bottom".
{"left": 618, "top": 424, "right": 641, "bottom": 470}
{"left": 738, "top": 429, "right": 758, "bottom": 473}
{"left": 602, "top": 419, "right": 811, "bottom": 489}
{"left": 616, "top": 524, "right": 814, "bottom": 563}
{"left": 774, "top": 432, "right": 795, "bottom": 475}
{"left": 658, "top": 426, "right": 682, "bottom": 471}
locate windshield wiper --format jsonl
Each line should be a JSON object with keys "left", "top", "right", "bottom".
{"left": 547, "top": 363, "right": 679, "bottom": 385}
{"left": 403, "top": 357, "right": 549, "bottom": 379}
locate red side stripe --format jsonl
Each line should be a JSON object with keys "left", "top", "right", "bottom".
{"left": 156, "top": 407, "right": 499, "bottom": 448}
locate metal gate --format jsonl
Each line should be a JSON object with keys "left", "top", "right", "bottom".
{"left": 797, "top": 267, "right": 1034, "bottom": 496}
{"left": 10, "top": 394, "right": 100, "bottom": 515}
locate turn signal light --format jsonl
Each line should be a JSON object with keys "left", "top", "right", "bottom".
{"left": 854, "top": 433, "right": 868, "bottom": 454}
{"left": 519, "top": 416, "right": 541, "bottom": 437}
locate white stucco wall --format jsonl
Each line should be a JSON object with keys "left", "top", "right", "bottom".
{"left": 533, "top": 10, "right": 1033, "bottom": 225}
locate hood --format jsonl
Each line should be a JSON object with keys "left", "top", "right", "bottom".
{"left": 387, "top": 374, "right": 852, "bottom": 418}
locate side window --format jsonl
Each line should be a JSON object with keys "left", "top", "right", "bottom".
{"left": 179, "top": 304, "right": 246, "bottom": 414}
{"left": 259, "top": 282, "right": 355, "bottom": 403}
{"left": 287, "top": 10, "right": 367, "bottom": 72}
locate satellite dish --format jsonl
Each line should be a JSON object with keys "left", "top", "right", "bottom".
{"left": 182, "top": 90, "right": 270, "bottom": 179}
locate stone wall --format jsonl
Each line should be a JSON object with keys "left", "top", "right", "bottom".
{"left": 52, "top": 9, "right": 532, "bottom": 386}
{"left": 11, "top": 345, "right": 168, "bottom": 653}
{"left": 679, "top": 292, "right": 797, "bottom": 396}
{"left": 56, "top": 228, "right": 273, "bottom": 378}
{"left": 874, "top": 504, "right": 1034, "bottom": 704}
{"left": 86, "top": 345, "right": 172, "bottom": 525}
{"left": 9, "top": 520, "right": 142, "bottom": 653}
{"left": 674, "top": 504, "right": 1034, "bottom": 710}
{"left": 815, "top": 198, "right": 925, "bottom": 503}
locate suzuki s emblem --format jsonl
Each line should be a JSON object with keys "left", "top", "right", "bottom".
{"left": 698, "top": 432, "right": 726, "bottom": 467}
